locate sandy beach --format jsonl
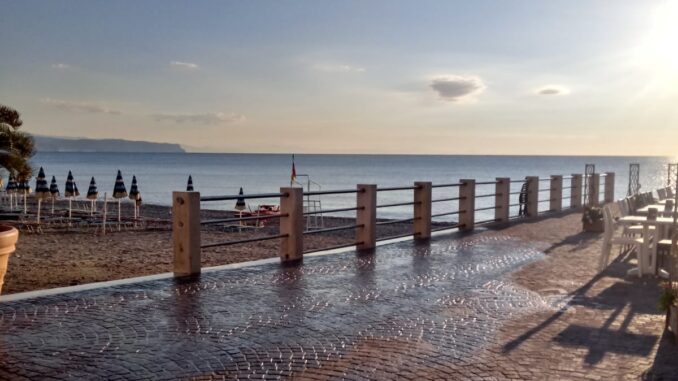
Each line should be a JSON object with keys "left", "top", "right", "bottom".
{"left": 1, "top": 199, "right": 457, "bottom": 294}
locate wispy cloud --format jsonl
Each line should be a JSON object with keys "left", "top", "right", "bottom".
{"left": 535, "top": 85, "right": 570, "bottom": 95}
{"left": 169, "top": 61, "right": 199, "bottom": 70}
{"left": 430, "top": 76, "right": 486, "bottom": 102}
{"left": 312, "top": 63, "right": 366, "bottom": 73}
{"left": 151, "top": 112, "right": 245, "bottom": 125}
{"left": 51, "top": 63, "right": 72, "bottom": 70}
{"left": 41, "top": 98, "right": 123, "bottom": 115}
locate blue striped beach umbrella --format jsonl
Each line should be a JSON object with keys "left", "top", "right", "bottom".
{"left": 49, "top": 175, "right": 59, "bottom": 214}
{"left": 129, "top": 175, "right": 141, "bottom": 221}
{"left": 34, "top": 167, "right": 50, "bottom": 222}
{"left": 34, "top": 167, "right": 50, "bottom": 200}
{"left": 5, "top": 173, "right": 17, "bottom": 211}
{"left": 64, "top": 171, "right": 79, "bottom": 197}
{"left": 5, "top": 173, "right": 17, "bottom": 194}
{"left": 129, "top": 175, "right": 140, "bottom": 201}
{"left": 235, "top": 187, "right": 246, "bottom": 211}
{"left": 113, "top": 170, "right": 127, "bottom": 228}
{"left": 49, "top": 176, "right": 59, "bottom": 197}
{"left": 64, "top": 170, "right": 79, "bottom": 223}
{"left": 17, "top": 179, "right": 30, "bottom": 214}
{"left": 17, "top": 180, "right": 30, "bottom": 193}
{"left": 87, "top": 177, "right": 98, "bottom": 215}
{"left": 186, "top": 175, "right": 194, "bottom": 191}
{"left": 87, "top": 177, "right": 98, "bottom": 200}
{"left": 113, "top": 170, "right": 127, "bottom": 199}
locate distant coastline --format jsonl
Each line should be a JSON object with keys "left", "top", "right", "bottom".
{"left": 35, "top": 136, "right": 185, "bottom": 153}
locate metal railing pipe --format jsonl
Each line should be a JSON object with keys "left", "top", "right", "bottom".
{"left": 200, "top": 192, "right": 286, "bottom": 202}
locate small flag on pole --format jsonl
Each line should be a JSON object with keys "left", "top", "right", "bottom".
{"left": 291, "top": 154, "right": 297, "bottom": 185}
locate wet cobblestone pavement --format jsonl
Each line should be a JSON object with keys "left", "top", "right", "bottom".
{"left": 0, "top": 235, "right": 560, "bottom": 380}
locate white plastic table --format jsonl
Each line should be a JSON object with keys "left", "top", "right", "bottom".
{"left": 636, "top": 204, "right": 677, "bottom": 218}
{"left": 618, "top": 215, "right": 675, "bottom": 277}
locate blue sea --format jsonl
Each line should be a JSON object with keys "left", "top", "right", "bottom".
{"left": 30, "top": 153, "right": 677, "bottom": 220}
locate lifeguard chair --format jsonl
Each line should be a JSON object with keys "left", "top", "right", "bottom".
{"left": 293, "top": 174, "right": 324, "bottom": 230}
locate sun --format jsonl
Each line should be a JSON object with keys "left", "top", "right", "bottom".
{"left": 636, "top": 0, "right": 678, "bottom": 76}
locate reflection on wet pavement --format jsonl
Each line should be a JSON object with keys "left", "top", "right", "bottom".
{"left": 0, "top": 235, "right": 554, "bottom": 380}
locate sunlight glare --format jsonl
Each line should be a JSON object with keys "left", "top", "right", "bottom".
{"left": 637, "top": 0, "right": 678, "bottom": 76}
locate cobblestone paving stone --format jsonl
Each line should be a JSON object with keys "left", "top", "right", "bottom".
{"left": 0, "top": 234, "right": 566, "bottom": 380}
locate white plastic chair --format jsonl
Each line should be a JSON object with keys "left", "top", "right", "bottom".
{"left": 599, "top": 204, "right": 645, "bottom": 272}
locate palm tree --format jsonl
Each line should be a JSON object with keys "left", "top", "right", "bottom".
{"left": 0, "top": 105, "right": 35, "bottom": 182}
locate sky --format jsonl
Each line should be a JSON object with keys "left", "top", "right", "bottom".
{"left": 1, "top": 0, "right": 678, "bottom": 155}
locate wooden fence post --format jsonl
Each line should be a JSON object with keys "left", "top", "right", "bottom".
{"left": 459, "top": 179, "right": 476, "bottom": 230}
{"left": 604, "top": 172, "right": 615, "bottom": 203}
{"left": 356, "top": 184, "right": 377, "bottom": 251}
{"left": 525, "top": 176, "right": 539, "bottom": 217}
{"left": 280, "top": 187, "right": 303, "bottom": 263}
{"left": 172, "top": 191, "right": 201, "bottom": 277}
{"left": 571, "top": 174, "right": 582, "bottom": 208}
{"left": 550, "top": 175, "right": 563, "bottom": 212}
{"left": 495, "top": 177, "right": 510, "bottom": 223}
{"left": 589, "top": 173, "right": 600, "bottom": 206}
{"left": 413, "top": 182, "right": 432, "bottom": 239}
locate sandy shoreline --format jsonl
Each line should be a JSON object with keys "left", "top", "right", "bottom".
{"left": 1, "top": 199, "right": 456, "bottom": 294}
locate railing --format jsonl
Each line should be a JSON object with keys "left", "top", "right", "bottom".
{"left": 171, "top": 172, "right": 616, "bottom": 277}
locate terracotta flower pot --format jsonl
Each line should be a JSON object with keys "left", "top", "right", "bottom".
{"left": 0, "top": 224, "right": 19, "bottom": 295}
{"left": 583, "top": 219, "right": 604, "bottom": 233}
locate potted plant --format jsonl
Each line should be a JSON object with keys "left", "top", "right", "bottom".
{"left": 0, "top": 225, "right": 18, "bottom": 294}
{"left": 0, "top": 104, "right": 35, "bottom": 295}
{"left": 582, "top": 206, "right": 604, "bottom": 232}
{"left": 659, "top": 281, "right": 678, "bottom": 342}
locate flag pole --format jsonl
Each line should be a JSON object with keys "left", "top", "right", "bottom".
{"left": 290, "top": 154, "right": 296, "bottom": 187}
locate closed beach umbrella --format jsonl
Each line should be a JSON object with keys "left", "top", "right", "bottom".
{"left": 5, "top": 174, "right": 17, "bottom": 194}
{"left": 235, "top": 187, "right": 247, "bottom": 228}
{"left": 129, "top": 175, "right": 141, "bottom": 222}
{"left": 17, "top": 179, "right": 30, "bottom": 214}
{"left": 129, "top": 175, "right": 140, "bottom": 201}
{"left": 34, "top": 167, "right": 50, "bottom": 200}
{"left": 49, "top": 176, "right": 59, "bottom": 214}
{"left": 87, "top": 177, "right": 98, "bottom": 215}
{"left": 235, "top": 187, "right": 246, "bottom": 210}
{"left": 186, "top": 175, "right": 194, "bottom": 191}
{"left": 6, "top": 173, "right": 17, "bottom": 212}
{"left": 64, "top": 170, "right": 79, "bottom": 224}
{"left": 113, "top": 170, "right": 127, "bottom": 198}
{"left": 49, "top": 176, "right": 59, "bottom": 196}
{"left": 87, "top": 177, "right": 98, "bottom": 199}
{"left": 34, "top": 167, "right": 50, "bottom": 223}
{"left": 64, "top": 171, "right": 77, "bottom": 197}
{"left": 112, "top": 170, "right": 127, "bottom": 229}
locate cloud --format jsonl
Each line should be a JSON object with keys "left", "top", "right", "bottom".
{"left": 430, "top": 76, "right": 486, "bottom": 102}
{"left": 41, "top": 98, "right": 123, "bottom": 115}
{"left": 151, "top": 112, "right": 245, "bottom": 125}
{"left": 536, "top": 86, "right": 569, "bottom": 95}
{"left": 169, "top": 61, "right": 199, "bottom": 70}
{"left": 51, "top": 63, "right": 71, "bottom": 70}
{"left": 312, "top": 63, "right": 366, "bottom": 73}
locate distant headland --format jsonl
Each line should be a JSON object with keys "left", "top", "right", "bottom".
{"left": 35, "top": 136, "right": 185, "bottom": 153}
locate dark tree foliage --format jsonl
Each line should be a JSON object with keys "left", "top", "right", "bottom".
{"left": 0, "top": 105, "right": 35, "bottom": 181}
